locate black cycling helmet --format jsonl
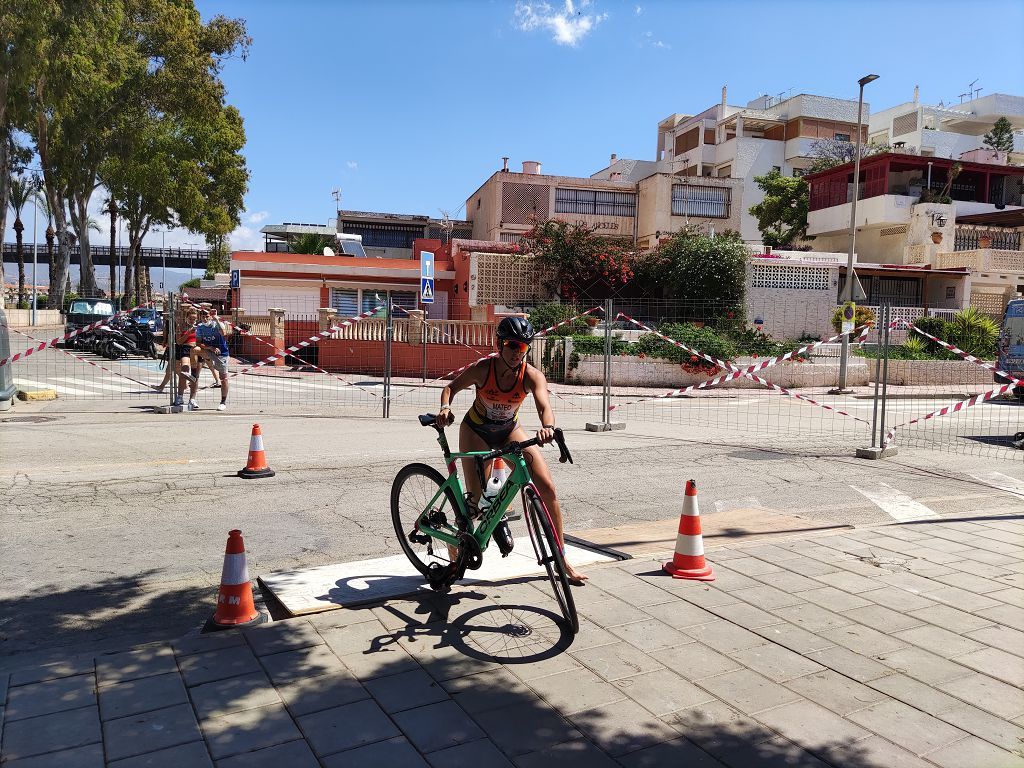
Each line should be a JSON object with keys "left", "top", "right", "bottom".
{"left": 496, "top": 316, "right": 535, "bottom": 344}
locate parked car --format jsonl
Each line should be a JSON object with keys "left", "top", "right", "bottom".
{"left": 63, "top": 299, "right": 116, "bottom": 348}
{"left": 996, "top": 299, "right": 1024, "bottom": 401}
{"left": 130, "top": 307, "right": 165, "bottom": 334}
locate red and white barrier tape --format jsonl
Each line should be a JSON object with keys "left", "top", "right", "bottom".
{"left": 870, "top": 318, "right": 1020, "bottom": 446}
{"left": 389, "top": 305, "right": 605, "bottom": 404}
{"left": 218, "top": 306, "right": 384, "bottom": 383}
{"left": 883, "top": 382, "right": 1016, "bottom": 447}
{"left": 6, "top": 326, "right": 157, "bottom": 390}
{"left": 0, "top": 301, "right": 163, "bottom": 368}
{"left": 610, "top": 313, "right": 869, "bottom": 414}
{"left": 0, "top": 316, "right": 117, "bottom": 367}
{"left": 535, "top": 306, "right": 604, "bottom": 337}
{"left": 905, "top": 322, "right": 1024, "bottom": 387}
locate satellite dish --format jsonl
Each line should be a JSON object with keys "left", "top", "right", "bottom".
{"left": 323, "top": 247, "right": 335, "bottom": 257}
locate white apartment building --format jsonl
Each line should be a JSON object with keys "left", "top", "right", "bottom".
{"left": 592, "top": 88, "right": 868, "bottom": 244}
{"left": 465, "top": 159, "right": 743, "bottom": 252}
{"left": 869, "top": 91, "right": 1024, "bottom": 161}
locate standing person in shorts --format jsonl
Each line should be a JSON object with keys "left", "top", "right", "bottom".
{"left": 189, "top": 310, "right": 230, "bottom": 411}
{"left": 171, "top": 309, "right": 198, "bottom": 407}
{"left": 435, "top": 316, "right": 587, "bottom": 584}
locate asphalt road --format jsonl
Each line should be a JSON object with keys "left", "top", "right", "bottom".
{"left": 2, "top": 397, "right": 1023, "bottom": 670}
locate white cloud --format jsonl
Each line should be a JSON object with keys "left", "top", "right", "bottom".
{"left": 634, "top": 5, "right": 643, "bottom": 14}
{"left": 226, "top": 223, "right": 263, "bottom": 252}
{"left": 246, "top": 210, "right": 269, "bottom": 225}
{"left": 652, "top": 40, "right": 670, "bottom": 49}
{"left": 513, "top": 0, "right": 607, "bottom": 47}
{"left": 346, "top": 160, "right": 358, "bottom": 170}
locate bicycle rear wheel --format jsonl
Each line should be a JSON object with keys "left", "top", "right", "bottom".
{"left": 523, "top": 486, "right": 579, "bottom": 634}
{"left": 391, "top": 463, "right": 463, "bottom": 578}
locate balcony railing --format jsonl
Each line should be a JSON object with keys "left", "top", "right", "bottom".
{"left": 936, "top": 249, "right": 1024, "bottom": 272}
{"left": 954, "top": 228, "right": 1022, "bottom": 252}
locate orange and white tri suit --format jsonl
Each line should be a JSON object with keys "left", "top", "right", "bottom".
{"left": 464, "top": 359, "right": 529, "bottom": 447}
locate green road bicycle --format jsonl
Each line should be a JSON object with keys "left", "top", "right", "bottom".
{"left": 391, "top": 414, "right": 579, "bottom": 634}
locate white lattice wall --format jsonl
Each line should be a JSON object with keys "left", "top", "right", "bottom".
{"left": 750, "top": 264, "right": 831, "bottom": 291}
{"left": 468, "top": 253, "right": 554, "bottom": 307}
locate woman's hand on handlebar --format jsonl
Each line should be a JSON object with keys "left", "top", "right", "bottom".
{"left": 435, "top": 407, "right": 454, "bottom": 428}
{"left": 536, "top": 426, "right": 555, "bottom": 445}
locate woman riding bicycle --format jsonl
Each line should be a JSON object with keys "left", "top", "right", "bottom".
{"left": 435, "top": 316, "right": 587, "bottom": 584}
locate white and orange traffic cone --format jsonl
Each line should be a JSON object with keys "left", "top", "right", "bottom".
{"left": 208, "top": 529, "right": 266, "bottom": 630}
{"left": 238, "top": 423, "right": 275, "bottom": 479}
{"left": 663, "top": 480, "right": 715, "bottom": 581}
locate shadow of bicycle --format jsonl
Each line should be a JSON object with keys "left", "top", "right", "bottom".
{"left": 368, "top": 586, "right": 575, "bottom": 667}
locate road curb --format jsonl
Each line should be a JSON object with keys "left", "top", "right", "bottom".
{"left": 16, "top": 387, "right": 57, "bottom": 401}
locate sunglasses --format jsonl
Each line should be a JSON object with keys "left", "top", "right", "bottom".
{"left": 502, "top": 339, "right": 530, "bottom": 353}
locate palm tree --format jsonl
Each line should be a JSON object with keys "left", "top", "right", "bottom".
{"left": 8, "top": 175, "right": 35, "bottom": 308}
{"left": 37, "top": 193, "right": 55, "bottom": 292}
{"left": 104, "top": 197, "right": 118, "bottom": 299}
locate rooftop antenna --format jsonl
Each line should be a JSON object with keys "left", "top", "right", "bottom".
{"left": 437, "top": 209, "right": 454, "bottom": 244}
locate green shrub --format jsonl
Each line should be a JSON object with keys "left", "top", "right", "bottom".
{"left": 529, "top": 303, "right": 590, "bottom": 337}
{"left": 831, "top": 305, "right": 876, "bottom": 334}
{"left": 634, "top": 323, "right": 738, "bottom": 364}
{"left": 910, "top": 315, "right": 950, "bottom": 353}
{"left": 569, "top": 334, "right": 631, "bottom": 356}
{"left": 948, "top": 307, "right": 998, "bottom": 358}
{"left": 902, "top": 335, "right": 928, "bottom": 356}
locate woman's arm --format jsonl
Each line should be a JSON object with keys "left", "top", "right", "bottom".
{"left": 526, "top": 365, "right": 556, "bottom": 443}
{"left": 436, "top": 362, "right": 484, "bottom": 426}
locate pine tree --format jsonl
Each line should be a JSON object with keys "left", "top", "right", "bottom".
{"left": 983, "top": 117, "right": 1015, "bottom": 153}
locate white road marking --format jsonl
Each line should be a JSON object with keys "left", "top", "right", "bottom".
{"left": 61, "top": 376, "right": 140, "bottom": 393}
{"left": 970, "top": 471, "right": 1024, "bottom": 498}
{"left": 850, "top": 483, "right": 940, "bottom": 522}
{"left": 13, "top": 377, "right": 91, "bottom": 395}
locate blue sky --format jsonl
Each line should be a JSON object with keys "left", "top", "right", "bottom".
{"left": 5, "top": 0, "right": 1024, "bottom": 287}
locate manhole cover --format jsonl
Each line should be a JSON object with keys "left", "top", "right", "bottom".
{"left": 1, "top": 415, "right": 61, "bottom": 424}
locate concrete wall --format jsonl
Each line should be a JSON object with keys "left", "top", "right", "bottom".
{"left": 636, "top": 174, "right": 743, "bottom": 246}
{"left": 1, "top": 309, "right": 64, "bottom": 327}
{"left": 881, "top": 360, "right": 994, "bottom": 386}
{"left": 723, "top": 138, "right": 784, "bottom": 241}
{"left": 783, "top": 94, "right": 862, "bottom": 123}
{"left": 746, "top": 260, "right": 840, "bottom": 341}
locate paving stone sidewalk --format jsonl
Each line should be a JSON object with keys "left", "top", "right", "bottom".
{"left": 2, "top": 515, "right": 1024, "bottom": 767}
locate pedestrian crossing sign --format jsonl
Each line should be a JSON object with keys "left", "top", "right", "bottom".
{"left": 420, "top": 277, "right": 434, "bottom": 304}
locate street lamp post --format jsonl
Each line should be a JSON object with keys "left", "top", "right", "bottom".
{"left": 833, "top": 73, "right": 879, "bottom": 394}
{"left": 31, "top": 188, "right": 38, "bottom": 326}
{"left": 157, "top": 228, "right": 167, "bottom": 297}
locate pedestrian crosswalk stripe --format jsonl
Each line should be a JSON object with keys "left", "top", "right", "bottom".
{"left": 850, "top": 483, "right": 940, "bottom": 522}
{"left": 970, "top": 471, "right": 1024, "bottom": 498}
{"left": 14, "top": 378, "right": 91, "bottom": 395}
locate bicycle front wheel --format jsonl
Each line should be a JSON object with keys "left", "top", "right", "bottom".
{"left": 391, "top": 463, "right": 463, "bottom": 578}
{"left": 524, "top": 486, "right": 579, "bottom": 634}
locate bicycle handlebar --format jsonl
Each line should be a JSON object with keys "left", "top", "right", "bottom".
{"left": 418, "top": 414, "right": 573, "bottom": 468}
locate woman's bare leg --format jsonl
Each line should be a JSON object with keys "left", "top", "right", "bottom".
{"left": 450, "top": 420, "right": 490, "bottom": 563}
{"left": 509, "top": 427, "right": 588, "bottom": 584}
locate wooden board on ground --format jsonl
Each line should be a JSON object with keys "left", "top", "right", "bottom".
{"left": 571, "top": 508, "right": 850, "bottom": 559}
{"left": 259, "top": 538, "right": 618, "bottom": 617}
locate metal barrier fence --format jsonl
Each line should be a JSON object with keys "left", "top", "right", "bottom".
{"left": 3, "top": 293, "right": 1020, "bottom": 461}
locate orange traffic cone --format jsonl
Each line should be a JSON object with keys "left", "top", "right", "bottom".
{"left": 664, "top": 480, "right": 715, "bottom": 581}
{"left": 238, "top": 424, "right": 275, "bottom": 479}
{"left": 208, "top": 529, "right": 265, "bottom": 630}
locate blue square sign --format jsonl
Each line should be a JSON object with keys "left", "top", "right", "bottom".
{"left": 420, "top": 277, "right": 434, "bottom": 304}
